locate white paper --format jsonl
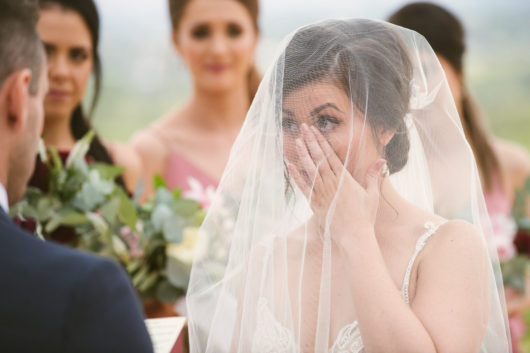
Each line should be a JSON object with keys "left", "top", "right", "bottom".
{"left": 145, "top": 317, "right": 187, "bottom": 353}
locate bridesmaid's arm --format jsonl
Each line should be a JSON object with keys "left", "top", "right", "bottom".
{"left": 105, "top": 140, "right": 142, "bottom": 193}
{"left": 130, "top": 129, "right": 168, "bottom": 202}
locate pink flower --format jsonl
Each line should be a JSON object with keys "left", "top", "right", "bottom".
{"left": 120, "top": 225, "right": 144, "bottom": 259}
{"left": 183, "top": 177, "right": 216, "bottom": 209}
{"left": 490, "top": 213, "right": 517, "bottom": 262}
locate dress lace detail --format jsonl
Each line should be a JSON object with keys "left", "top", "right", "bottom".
{"left": 251, "top": 298, "right": 297, "bottom": 353}
{"left": 400, "top": 221, "right": 447, "bottom": 304}
{"left": 251, "top": 221, "right": 447, "bottom": 353}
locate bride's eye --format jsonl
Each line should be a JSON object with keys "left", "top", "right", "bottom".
{"left": 282, "top": 118, "right": 299, "bottom": 134}
{"left": 315, "top": 115, "right": 340, "bottom": 132}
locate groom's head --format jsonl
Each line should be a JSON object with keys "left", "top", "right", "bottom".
{"left": 0, "top": 0, "right": 48, "bottom": 206}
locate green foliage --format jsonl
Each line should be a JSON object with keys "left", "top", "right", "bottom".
{"left": 11, "top": 133, "right": 203, "bottom": 302}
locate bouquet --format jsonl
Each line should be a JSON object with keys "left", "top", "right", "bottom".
{"left": 11, "top": 132, "right": 205, "bottom": 303}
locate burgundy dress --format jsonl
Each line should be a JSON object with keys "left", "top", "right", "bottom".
{"left": 18, "top": 151, "right": 78, "bottom": 244}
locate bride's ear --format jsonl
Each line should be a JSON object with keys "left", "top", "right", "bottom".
{"left": 378, "top": 128, "right": 395, "bottom": 148}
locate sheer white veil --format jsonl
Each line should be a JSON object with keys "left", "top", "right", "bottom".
{"left": 187, "top": 19, "right": 510, "bottom": 352}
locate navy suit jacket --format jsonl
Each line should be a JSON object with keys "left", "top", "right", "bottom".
{"left": 0, "top": 209, "right": 154, "bottom": 353}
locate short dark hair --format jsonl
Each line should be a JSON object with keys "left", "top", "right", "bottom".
{"left": 0, "top": 0, "right": 45, "bottom": 95}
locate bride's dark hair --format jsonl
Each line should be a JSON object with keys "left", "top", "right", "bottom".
{"left": 283, "top": 20, "right": 412, "bottom": 174}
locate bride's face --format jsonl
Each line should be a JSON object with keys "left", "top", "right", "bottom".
{"left": 282, "top": 81, "right": 381, "bottom": 182}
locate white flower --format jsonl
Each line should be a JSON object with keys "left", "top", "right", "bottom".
{"left": 166, "top": 227, "right": 208, "bottom": 288}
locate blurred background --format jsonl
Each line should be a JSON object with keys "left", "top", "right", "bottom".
{"left": 91, "top": 0, "right": 530, "bottom": 147}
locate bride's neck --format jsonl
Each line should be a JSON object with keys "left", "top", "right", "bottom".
{"left": 183, "top": 84, "right": 250, "bottom": 131}
{"left": 375, "top": 177, "right": 410, "bottom": 229}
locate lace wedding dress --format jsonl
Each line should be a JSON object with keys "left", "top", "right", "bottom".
{"left": 250, "top": 222, "right": 445, "bottom": 353}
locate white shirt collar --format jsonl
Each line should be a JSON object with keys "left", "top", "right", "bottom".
{"left": 0, "top": 183, "right": 8, "bottom": 213}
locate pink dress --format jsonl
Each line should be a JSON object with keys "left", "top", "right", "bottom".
{"left": 164, "top": 149, "right": 218, "bottom": 193}
{"left": 485, "top": 176, "right": 523, "bottom": 353}
{"left": 164, "top": 149, "right": 218, "bottom": 353}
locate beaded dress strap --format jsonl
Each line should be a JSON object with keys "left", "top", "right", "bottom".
{"left": 401, "top": 221, "right": 448, "bottom": 305}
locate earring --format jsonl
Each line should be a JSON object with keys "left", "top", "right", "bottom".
{"left": 381, "top": 163, "right": 389, "bottom": 177}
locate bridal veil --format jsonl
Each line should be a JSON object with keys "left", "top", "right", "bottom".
{"left": 186, "top": 19, "right": 510, "bottom": 352}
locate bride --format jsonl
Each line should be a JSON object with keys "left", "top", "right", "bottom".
{"left": 186, "top": 19, "right": 510, "bottom": 352}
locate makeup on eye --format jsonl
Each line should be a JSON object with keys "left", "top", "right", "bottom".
{"left": 314, "top": 114, "right": 340, "bottom": 132}
{"left": 191, "top": 24, "right": 210, "bottom": 39}
{"left": 282, "top": 103, "right": 342, "bottom": 134}
{"left": 227, "top": 23, "right": 243, "bottom": 37}
{"left": 69, "top": 47, "right": 90, "bottom": 63}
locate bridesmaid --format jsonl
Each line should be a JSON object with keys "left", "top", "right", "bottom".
{"left": 34, "top": 0, "right": 140, "bottom": 193}
{"left": 131, "top": 0, "right": 260, "bottom": 201}
{"left": 389, "top": 3, "right": 530, "bottom": 215}
{"left": 389, "top": 3, "right": 530, "bottom": 351}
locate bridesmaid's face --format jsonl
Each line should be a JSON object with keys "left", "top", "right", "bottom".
{"left": 37, "top": 7, "right": 93, "bottom": 122}
{"left": 173, "top": 0, "right": 258, "bottom": 94}
{"left": 282, "top": 81, "right": 383, "bottom": 184}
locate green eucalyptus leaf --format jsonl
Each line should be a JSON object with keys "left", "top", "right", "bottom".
{"left": 71, "top": 183, "right": 106, "bottom": 211}
{"left": 85, "top": 212, "right": 109, "bottom": 235}
{"left": 112, "top": 235, "right": 129, "bottom": 257}
{"left": 138, "top": 272, "right": 160, "bottom": 293}
{"left": 132, "top": 266, "right": 149, "bottom": 288}
{"left": 45, "top": 210, "right": 89, "bottom": 233}
{"left": 172, "top": 188, "right": 182, "bottom": 199}
{"left": 132, "top": 178, "right": 144, "bottom": 204}
{"left": 48, "top": 146, "right": 63, "bottom": 172}
{"left": 155, "top": 280, "right": 181, "bottom": 303}
{"left": 91, "top": 162, "right": 125, "bottom": 180}
{"left": 117, "top": 189, "right": 138, "bottom": 230}
{"left": 163, "top": 217, "right": 184, "bottom": 243}
{"left": 100, "top": 198, "right": 120, "bottom": 223}
{"left": 172, "top": 199, "right": 200, "bottom": 218}
{"left": 151, "top": 204, "right": 173, "bottom": 233}
{"left": 126, "top": 259, "right": 143, "bottom": 274}
{"left": 154, "top": 187, "right": 173, "bottom": 204}
{"left": 153, "top": 174, "right": 167, "bottom": 190}
{"left": 66, "top": 130, "right": 94, "bottom": 168}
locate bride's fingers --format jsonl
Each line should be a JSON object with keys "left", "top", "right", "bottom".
{"left": 287, "top": 163, "right": 311, "bottom": 198}
{"left": 295, "top": 138, "right": 322, "bottom": 187}
{"left": 309, "top": 126, "right": 343, "bottom": 176}
{"left": 301, "top": 124, "right": 333, "bottom": 180}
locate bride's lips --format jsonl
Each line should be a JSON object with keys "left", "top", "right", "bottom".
{"left": 206, "top": 63, "right": 230, "bottom": 73}
{"left": 47, "top": 89, "right": 70, "bottom": 99}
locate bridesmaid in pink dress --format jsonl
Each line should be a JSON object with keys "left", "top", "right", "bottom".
{"left": 131, "top": 0, "right": 261, "bottom": 351}
{"left": 389, "top": 3, "right": 530, "bottom": 351}
{"left": 132, "top": 0, "right": 261, "bottom": 201}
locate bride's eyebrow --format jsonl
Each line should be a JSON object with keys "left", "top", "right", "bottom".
{"left": 310, "top": 103, "right": 343, "bottom": 117}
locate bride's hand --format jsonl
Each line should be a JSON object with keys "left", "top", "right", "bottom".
{"left": 287, "top": 123, "right": 386, "bottom": 243}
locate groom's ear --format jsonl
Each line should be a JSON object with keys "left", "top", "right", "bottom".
{"left": 1, "top": 69, "right": 32, "bottom": 132}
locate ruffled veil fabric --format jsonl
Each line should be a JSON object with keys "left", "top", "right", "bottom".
{"left": 186, "top": 19, "right": 510, "bottom": 352}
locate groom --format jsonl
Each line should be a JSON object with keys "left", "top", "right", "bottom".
{"left": 0, "top": 1, "right": 153, "bottom": 352}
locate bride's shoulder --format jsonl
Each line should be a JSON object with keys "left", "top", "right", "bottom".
{"left": 421, "top": 219, "right": 487, "bottom": 265}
